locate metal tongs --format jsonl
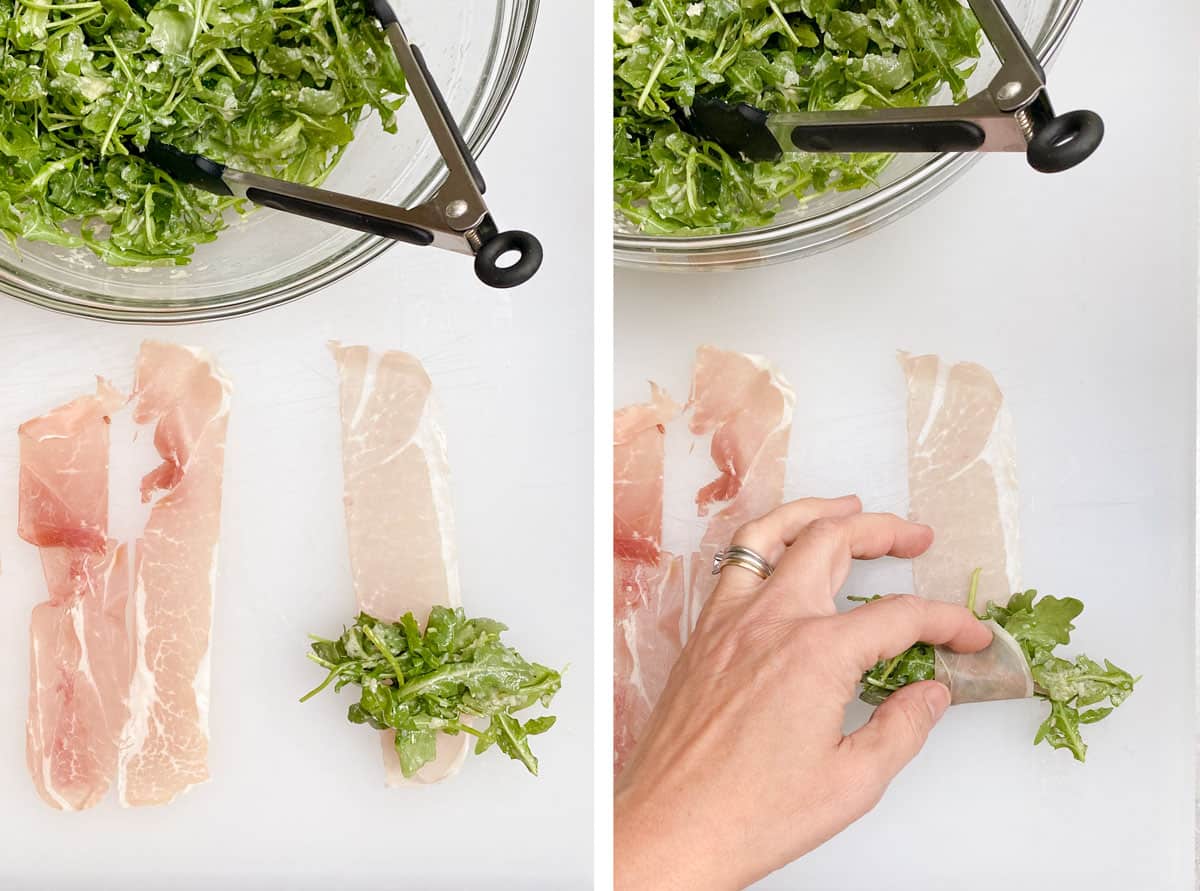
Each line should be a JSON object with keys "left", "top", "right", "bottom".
{"left": 142, "top": 0, "right": 542, "bottom": 288}
{"left": 686, "top": 0, "right": 1103, "bottom": 173}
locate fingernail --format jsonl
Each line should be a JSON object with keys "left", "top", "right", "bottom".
{"left": 924, "top": 682, "right": 951, "bottom": 721}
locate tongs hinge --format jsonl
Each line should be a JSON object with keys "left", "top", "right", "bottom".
{"left": 343, "top": 11, "right": 543, "bottom": 287}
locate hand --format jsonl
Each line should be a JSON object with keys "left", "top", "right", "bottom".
{"left": 614, "top": 496, "right": 993, "bottom": 891}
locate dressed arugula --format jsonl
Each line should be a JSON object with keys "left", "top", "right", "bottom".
{"left": 853, "top": 572, "right": 1138, "bottom": 762}
{"left": 614, "top": 0, "right": 983, "bottom": 235}
{"left": 0, "top": 0, "right": 406, "bottom": 265}
{"left": 302, "top": 608, "right": 562, "bottom": 778}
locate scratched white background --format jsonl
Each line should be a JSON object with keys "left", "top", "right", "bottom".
{"left": 0, "top": 3, "right": 593, "bottom": 888}
{"left": 616, "top": 3, "right": 1197, "bottom": 889}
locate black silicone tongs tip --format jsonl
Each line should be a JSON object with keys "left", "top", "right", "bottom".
{"left": 368, "top": 0, "right": 396, "bottom": 26}
{"left": 138, "top": 140, "right": 230, "bottom": 194}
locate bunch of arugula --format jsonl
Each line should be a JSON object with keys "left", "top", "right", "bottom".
{"left": 302, "top": 607, "right": 562, "bottom": 778}
{"left": 0, "top": 0, "right": 406, "bottom": 265}
{"left": 614, "top": 0, "right": 983, "bottom": 235}
{"left": 853, "top": 572, "right": 1138, "bottom": 762}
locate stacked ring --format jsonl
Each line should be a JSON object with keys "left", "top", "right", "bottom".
{"left": 711, "top": 545, "right": 775, "bottom": 580}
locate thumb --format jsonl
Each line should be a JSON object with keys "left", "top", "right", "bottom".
{"left": 842, "top": 680, "right": 951, "bottom": 786}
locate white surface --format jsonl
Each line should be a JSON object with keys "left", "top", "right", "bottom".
{"left": 616, "top": 3, "right": 1196, "bottom": 889}
{"left": 0, "top": 4, "right": 593, "bottom": 888}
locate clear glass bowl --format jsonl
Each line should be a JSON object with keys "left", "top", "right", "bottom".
{"left": 614, "top": 0, "right": 1082, "bottom": 272}
{"left": 0, "top": 1, "right": 539, "bottom": 323}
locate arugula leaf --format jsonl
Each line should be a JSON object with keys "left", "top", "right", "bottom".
{"left": 303, "top": 608, "right": 562, "bottom": 778}
{"left": 984, "top": 590, "right": 1083, "bottom": 658}
{"left": 853, "top": 582, "right": 1138, "bottom": 762}
{"left": 0, "top": 0, "right": 406, "bottom": 265}
{"left": 857, "top": 641, "right": 935, "bottom": 706}
{"left": 613, "top": 0, "right": 983, "bottom": 234}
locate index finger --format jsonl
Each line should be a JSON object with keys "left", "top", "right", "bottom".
{"left": 729, "top": 495, "right": 864, "bottom": 568}
{"left": 834, "top": 594, "right": 993, "bottom": 672}
{"left": 769, "top": 513, "right": 935, "bottom": 617}
{"left": 712, "top": 496, "right": 864, "bottom": 600}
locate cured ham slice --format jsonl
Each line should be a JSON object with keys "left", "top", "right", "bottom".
{"left": 614, "top": 384, "right": 677, "bottom": 566}
{"left": 613, "top": 386, "right": 683, "bottom": 773}
{"left": 613, "top": 347, "right": 793, "bottom": 774}
{"left": 934, "top": 620, "right": 1033, "bottom": 705}
{"left": 117, "top": 343, "right": 232, "bottom": 806}
{"left": 686, "top": 346, "right": 794, "bottom": 626}
{"left": 28, "top": 547, "right": 133, "bottom": 810}
{"left": 331, "top": 343, "right": 467, "bottom": 786}
{"left": 614, "top": 555, "right": 684, "bottom": 771}
{"left": 21, "top": 384, "right": 130, "bottom": 811}
{"left": 19, "top": 382, "right": 123, "bottom": 553}
{"left": 900, "top": 351, "right": 1020, "bottom": 608}
{"left": 21, "top": 343, "right": 232, "bottom": 810}
{"left": 900, "top": 352, "right": 1032, "bottom": 704}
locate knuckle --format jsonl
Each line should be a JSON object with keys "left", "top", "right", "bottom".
{"left": 805, "top": 516, "right": 844, "bottom": 540}
{"left": 732, "top": 517, "right": 767, "bottom": 545}
{"left": 795, "top": 617, "right": 858, "bottom": 681}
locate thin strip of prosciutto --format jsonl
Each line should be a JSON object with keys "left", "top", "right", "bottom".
{"left": 900, "top": 351, "right": 1020, "bottom": 607}
{"left": 117, "top": 343, "right": 232, "bottom": 806}
{"left": 614, "top": 384, "right": 677, "bottom": 566}
{"left": 21, "top": 383, "right": 130, "bottom": 810}
{"left": 686, "top": 346, "right": 794, "bottom": 627}
{"left": 613, "top": 348, "right": 793, "bottom": 774}
{"left": 934, "top": 620, "right": 1033, "bottom": 704}
{"left": 614, "top": 554, "right": 684, "bottom": 772}
{"left": 613, "top": 386, "right": 682, "bottom": 772}
{"left": 900, "top": 351, "right": 1032, "bottom": 704}
{"left": 331, "top": 343, "right": 468, "bottom": 786}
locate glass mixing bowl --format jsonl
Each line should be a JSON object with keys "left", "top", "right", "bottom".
{"left": 614, "top": 0, "right": 1082, "bottom": 272}
{"left": 0, "top": 1, "right": 538, "bottom": 323}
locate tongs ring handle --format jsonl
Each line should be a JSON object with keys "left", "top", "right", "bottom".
{"left": 474, "top": 230, "right": 543, "bottom": 289}
{"left": 1026, "top": 110, "right": 1104, "bottom": 174}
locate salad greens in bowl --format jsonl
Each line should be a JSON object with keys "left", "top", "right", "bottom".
{"left": 613, "top": 0, "right": 1083, "bottom": 270}
{"left": 0, "top": 0, "right": 538, "bottom": 321}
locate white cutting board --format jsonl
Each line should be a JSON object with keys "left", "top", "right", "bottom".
{"left": 616, "top": 3, "right": 1196, "bottom": 890}
{"left": 0, "top": 5, "right": 593, "bottom": 888}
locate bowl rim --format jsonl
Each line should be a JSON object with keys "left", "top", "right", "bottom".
{"left": 613, "top": 0, "right": 1084, "bottom": 267}
{"left": 1, "top": 0, "right": 541, "bottom": 324}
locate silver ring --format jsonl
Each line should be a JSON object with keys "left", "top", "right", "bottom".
{"left": 712, "top": 545, "right": 774, "bottom": 580}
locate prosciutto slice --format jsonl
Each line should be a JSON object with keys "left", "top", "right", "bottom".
{"left": 613, "top": 347, "right": 793, "bottom": 773}
{"left": 331, "top": 343, "right": 468, "bottom": 785}
{"left": 21, "top": 343, "right": 232, "bottom": 810}
{"left": 900, "top": 352, "right": 1032, "bottom": 704}
{"left": 19, "top": 383, "right": 122, "bottom": 552}
{"left": 900, "top": 351, "right": 1020, "bottom": 607}
{"left": 613, "top": 387, "right": 682, "bottom": 772}
{"left": 686, "top": 346, "right": 794, "bottom": 627}
{"left": 934, "top": 620, "right": 1033, "bottom": 704}
{"left": 614, "top": 385, "right": 676, "bottom": 566}
{"left": 117, "top": 343, "right": 232, "bottom": 806}
{"left": 614, "top": 555, "right": 684, "bottom": 771}
{"left": 21, "top": 384, "right": 130, "bottom": 810}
